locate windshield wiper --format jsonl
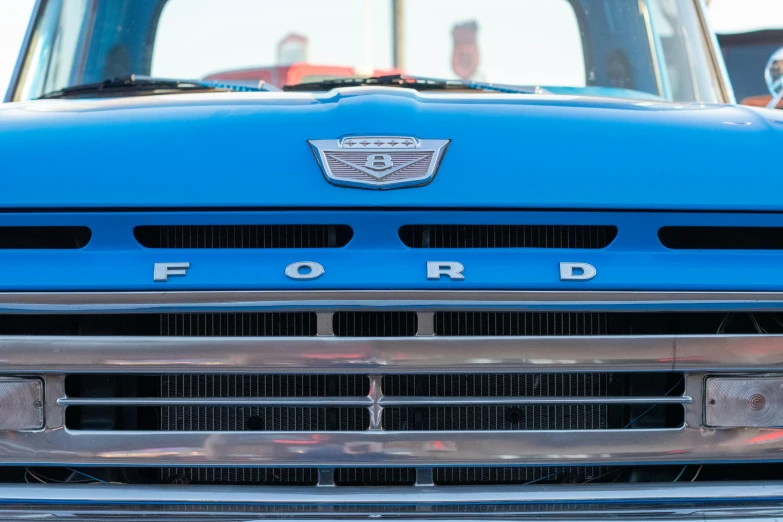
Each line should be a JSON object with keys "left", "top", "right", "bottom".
{"left": 284, "top": 74, "right": 543, "bottom": 94}
{"left": 38, "top": 74, "right": 277, "bottom": 99}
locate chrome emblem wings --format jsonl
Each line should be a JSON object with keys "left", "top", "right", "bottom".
{"left": 308, "top": 136, "right": 450, "bottom": 189}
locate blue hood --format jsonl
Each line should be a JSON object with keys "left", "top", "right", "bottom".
{"left": 1, "top": 88, "right": 781, "bottom": 210}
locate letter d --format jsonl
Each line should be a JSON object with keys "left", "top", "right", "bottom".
{"left": 560, "top": 262, "right": 596, "bottom": 281}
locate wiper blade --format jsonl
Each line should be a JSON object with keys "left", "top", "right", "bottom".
{"left": 283, "top": 74, "right": 542, "bottom": 94}
{"left": 38, "top": 74, "right": 276, "bottom": 99}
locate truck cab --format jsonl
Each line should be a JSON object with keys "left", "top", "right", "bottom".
{"left": 2, "top": 1, "right": 783, "bottom": 520}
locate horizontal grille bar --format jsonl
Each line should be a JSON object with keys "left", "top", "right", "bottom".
{"left": 1, "top": 427, "right": 778, "bottom": 466}
{"left": 378, "top": 396, "right": 691, "bottom": 406}
{"left": 0, "top": 482, "right": 781, "bottom": 505}
{"left": 2, "top": 335, "right": 783, "bottom": 373}
{"left": 58, "top": 396, "right": 690, "bottom": 407}
{"left": 59, "top": 397, "right": 376, "bottom": 407}
{"left": 1, "top": 291, "right": 783, "bottom": 314}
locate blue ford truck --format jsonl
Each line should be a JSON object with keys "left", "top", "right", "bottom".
{"left": 2, "top": 0, "right": 783, "bottom": 520}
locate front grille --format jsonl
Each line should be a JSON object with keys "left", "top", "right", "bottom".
{"left": 659, "top": 226, "right": 783, "bottom": 250}
{"left": 399, "top": 225, "right": 617, "bottom": 248}
{"left": 8, "top": 291, "right": 783, "bottom": 495}
{"left": 63, "top": 369, "right": 684, "bottom": 485}
{"left": 135, "top": 225, "right": 353, "bottom": 248}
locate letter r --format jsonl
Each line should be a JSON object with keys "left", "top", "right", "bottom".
{"left": 427, "top": 261, "right": 465, "bottom": 280}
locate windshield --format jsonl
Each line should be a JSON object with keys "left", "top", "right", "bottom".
{"left": 11, "top": 0, "right": 725, "bottom": 103}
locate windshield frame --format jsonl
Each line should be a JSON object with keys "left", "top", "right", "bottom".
{"left": 5, "top": 0, "right": 735, "bottom": 104}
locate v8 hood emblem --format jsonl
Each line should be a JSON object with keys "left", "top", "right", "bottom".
{"left": 308, "top": 136, "right": 450, "bottom": 189}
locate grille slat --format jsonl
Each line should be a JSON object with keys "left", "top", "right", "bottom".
{"left": 399, "top": 225, "right": 617, "bottom": 249}
{"left": 135, "top": 225, "right": 353, "bottom": 248}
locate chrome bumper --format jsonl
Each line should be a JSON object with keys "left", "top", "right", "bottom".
{"left": 0, "top": 483, "right": 782, "bottom": 520}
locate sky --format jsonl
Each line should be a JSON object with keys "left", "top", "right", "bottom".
{"left": 0, "top": 0, "right": 34, "bottom": 99}
{"left": 1, "top": 0, "right": 782, "bottom": 101}
{"left": 151, "top": 0, "right": 584, "bottom": 86}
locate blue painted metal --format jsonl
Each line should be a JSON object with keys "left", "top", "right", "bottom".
{"left": 0, "top": 88, "right": 781, "bottom": 210}
{"left": 0, "top": 209, "right": 779, "bottom": 291}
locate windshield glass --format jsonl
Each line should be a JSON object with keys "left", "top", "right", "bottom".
{"left": 12, "top": 0, "right": 723, "bottom": 103}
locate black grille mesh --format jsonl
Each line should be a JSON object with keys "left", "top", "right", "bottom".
{"left": 159, "top": 375, "right": 368, "bottom": 429}
{"left": 157, "top": 374, "right": 370, "bottom": 484}
{"left": 384, "top": 373, "right": 611, "bottom": 431}
{"left": 135, "top": 225, "right": 353, "bottom": 248}
{"left": 384, "top": 404, "right": 609, "bottom": 431}
{"left": 160, "top": 467, "right": 317, "bottom": 485}
{"left": 161, "top": 406, "right": 368, "bottom": 431}
{"left": 160, "top": 374, "right": 369, "bottom": 397}
{"left": 399, "top": 225, "right": 617, "bottom": 248}
{"left": 0, "top": 226, "right": 91, "bottom": 249}
{"left": 659, "top": 226, "right": 783, "bottom": 250}
{"left": 434, "top": 466, "right": 609, "bottom": 485}
{"left": 160, "top": 312, "right": 316, "bottom": 336}
{"left": 335, "top": 468, "right": 416, "bottom": 486}
{"left": 334, "top": 312, "right": 418, "bottom": 337}
{"left": 383, "top": 374, "right": 612, "bottom": 397}
{"left": 435, "top": 312, "right": 608, "bottom": 336}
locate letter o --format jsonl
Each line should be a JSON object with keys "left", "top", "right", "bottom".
{"left": 285, "top": 261, "right": 325, "bottom": 280}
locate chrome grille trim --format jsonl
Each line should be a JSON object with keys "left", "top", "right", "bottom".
{"left": 1, "top": 335, "right": 783, "bottom": 373}
{"left": 2, "top": 290, "right": 783, "bottom": 313}
{"left": 0, "top": 482, "right": 781, "bottom": 505}
{"left": 377, "top": 396, "right": 691, "bottom": 406}
{"left": 1, "top": 427, "right": 781, "bottom": 466}
{"left": 58, "top": 397, "right": 376, "bottom": 407}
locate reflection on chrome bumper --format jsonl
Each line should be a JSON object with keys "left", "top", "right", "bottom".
{"left": 0, "top": 483, "right": 783, "bottom": 520}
